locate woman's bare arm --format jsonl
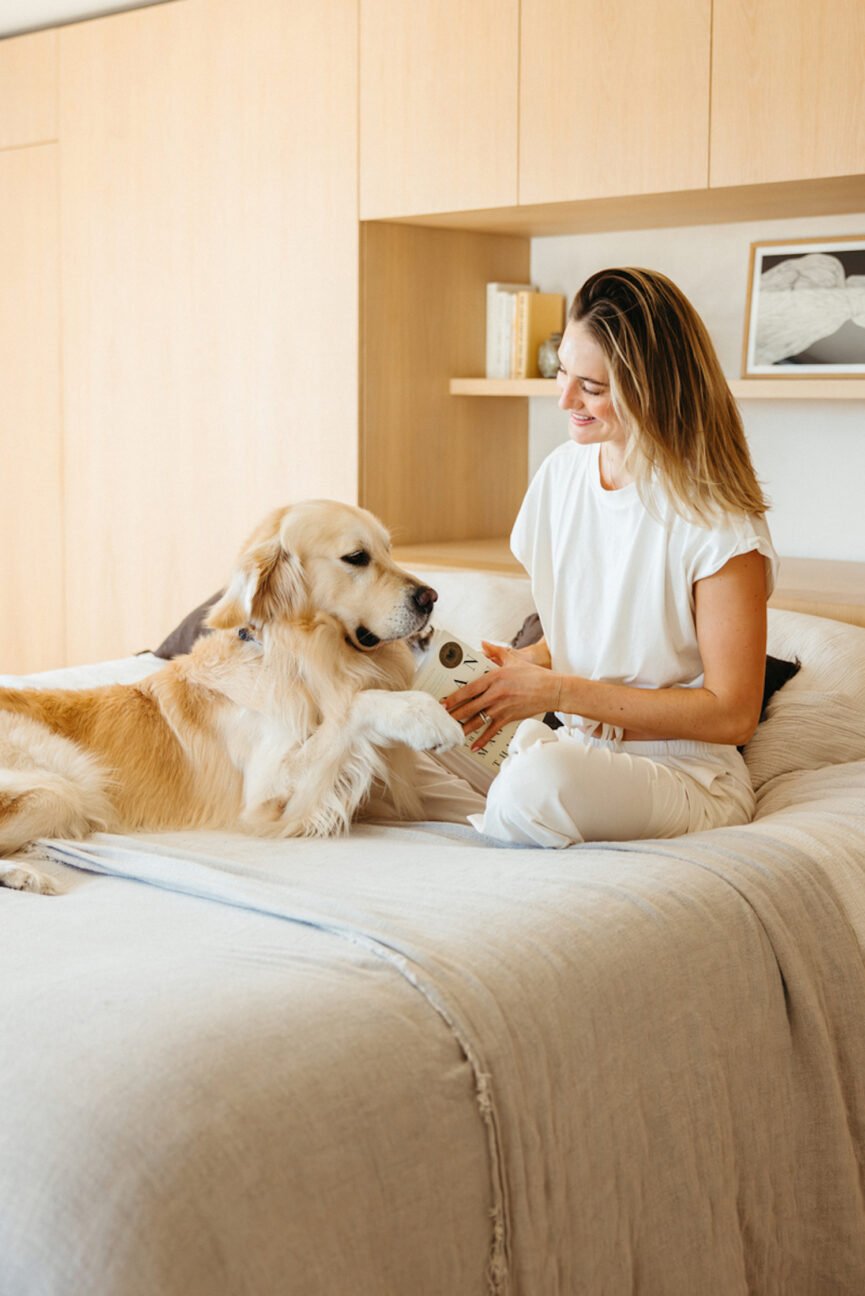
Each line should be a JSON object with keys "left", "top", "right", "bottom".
{"left": 444, "top": 551, "right": 767, "bottom": 749}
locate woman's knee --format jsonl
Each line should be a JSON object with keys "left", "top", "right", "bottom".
{"left": 483, "top": 731, "right": 592, "bottom": 847}
{"left": 482, "top": 730, "right": 690, "bottom": 847}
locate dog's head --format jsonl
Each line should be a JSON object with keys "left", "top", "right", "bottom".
{"left": 206, "top": 500, "right": 438, "bottom": 651}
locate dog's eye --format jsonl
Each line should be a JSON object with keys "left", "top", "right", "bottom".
{"left": 341, "top": 550, "right": 370, "bottom": 567}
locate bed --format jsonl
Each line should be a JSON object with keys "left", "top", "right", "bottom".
{"left": 2, "top": 569, "right": 865, "bottom": 1296}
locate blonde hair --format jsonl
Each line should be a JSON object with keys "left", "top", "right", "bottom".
{"left": 570, "top": 267, "right": 769, "bottom": 523}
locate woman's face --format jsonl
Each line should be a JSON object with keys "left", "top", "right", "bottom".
{"left": 556, "top": 321, "right": 626, "bottom": 450}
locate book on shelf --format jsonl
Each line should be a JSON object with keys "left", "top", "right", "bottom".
{"left": 485, "top": 281, "right": 534, "bottom": 380}
{"left": 413, "top": 627, "right": 540, "bottom": 773}
{"left": 510, "top": 290, "right": 566, "bottom": 379}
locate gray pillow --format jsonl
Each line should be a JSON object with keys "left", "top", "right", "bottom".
{"left": 153, "top": 591, "right": 222, "bottom": 660}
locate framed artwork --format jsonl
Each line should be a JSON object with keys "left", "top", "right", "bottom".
{"left": 742, "top": 235, "right": 865, "bottom": 377}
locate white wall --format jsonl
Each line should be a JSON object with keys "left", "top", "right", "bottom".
{"left": 529, "top": 210, "right": 865, "bottom": 561}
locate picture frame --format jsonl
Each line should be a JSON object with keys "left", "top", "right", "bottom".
{"left": 742, "top": 235, "right": 865, "bottom": 377}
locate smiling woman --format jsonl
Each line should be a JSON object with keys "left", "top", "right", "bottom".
{"left": 554, "top": 324, "right": 627, "bottom": 487}
{"left": 443, "top": 267, "right": 778, "bottom": 848}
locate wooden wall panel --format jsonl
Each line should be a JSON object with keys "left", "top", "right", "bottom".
{"left": 360, "top": 0, "right": 519, "bottom": 218}
{"left": 361, "top": 223, "right": 529, "bottom": 545}
{"left": 0, "top": 29, "right": 57, "bottom": 150}
{"left": 59, "top": 0, "right": 358, "bottom": 663}
{"left": 711, "top": 0, "right": 865, "bottom": 187}
{"left": 0, "top": 146, "right": 65, "bottom": 672}
{"left": 519, "top": 0, "right": 710, "bottom": 204}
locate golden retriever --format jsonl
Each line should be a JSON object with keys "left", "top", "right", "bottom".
{"left": 0, "top": 500, "right": 463, "bottom": 893}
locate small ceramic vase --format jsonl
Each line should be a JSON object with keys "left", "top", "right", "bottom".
{"left": 537, "top": 331, "right": 562, "bottom": 378}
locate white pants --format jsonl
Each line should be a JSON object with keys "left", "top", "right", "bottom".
{"left": 468, "top": 719, "right": 755, "bottom": 848}
{"left": 362, "top": 747, "right": 490, "bottom": 825}
{"left": 369, "top": 720, "right": 755, "bottom": 849}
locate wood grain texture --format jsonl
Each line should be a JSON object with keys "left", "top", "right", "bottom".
{"left": 770, "top": 557, "right": 865, "bottom": 628}
{"left": 519, "top": 0, "right": 711, "bottom": 204}
{"left": 0, "top": 29, "right": 56, "bottom": 150}
{"left": 0, "top": 145, "right": 65, "bottom": 672}
{"left": 359, "top": 0, "right": 519, "bottom": 218}
{"left": 361, "top": 222, "right": 529, "bottom": 545}
{"left": 374, "top": 175, "right": 865, "bottom": 238}
{"left": 711, "top": 0, "right": 865, "bottom": 186}
{"left": 59, "top": 0, "right": 359, "bottom": 663}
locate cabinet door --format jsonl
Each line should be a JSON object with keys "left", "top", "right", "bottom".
{"left": 519, "top": 0, "right": 711, "bottom": 205}
{"left": 360, "top": 0, "right": 519, "bottom": 218}
{"left": 0, "top": 146, "right": 65, "bottom": 672}
{"left": 711, "top": 0, "right": 865, "bottom": 187}
{"left": 59, "top": 0, "right": 359, "bottom": 664}
{"left": 0, "top": 29, "right": 56, "bottom": 149}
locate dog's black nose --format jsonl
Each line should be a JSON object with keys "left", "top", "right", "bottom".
{"left": 412, "top": 584, "right": 438, "bottom": 610}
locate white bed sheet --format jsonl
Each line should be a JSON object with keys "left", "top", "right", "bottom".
{"left": 0, "top": 751, "right": 863, "bottom": 1293}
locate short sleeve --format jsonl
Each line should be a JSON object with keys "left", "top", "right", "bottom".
{"left": 689, "top": 512, "right": 779, "bottom": 598}
{"left": 509, "top": 456, "right": 548, "bottom": 574}
{"left": 509, "top": 497, "right": 532, "bottom": 573}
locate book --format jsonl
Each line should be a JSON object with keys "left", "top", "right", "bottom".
{"left": 485, "top": 281, "right": 534, "bottom": 379}
{"left": 510, "top": 289, "right": 566, "bottom": 379}
{"left": 413, "top": 627, "right": 539, "bottom": 773}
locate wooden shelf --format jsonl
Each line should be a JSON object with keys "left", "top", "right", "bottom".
{"left": 394, "top": 536, "right": 523, "bottom": 574}
{"left": 382, "top": 175, "right": 865, "bottom": 240}
{"left": 450, "top": 377, "right": 865, "bottom": 400}
{"left": 395, "top": 540, "right": 865, "bottom": 628}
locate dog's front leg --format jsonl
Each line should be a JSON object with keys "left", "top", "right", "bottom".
{"left": 244, "top": 715, "right": 383, "bottom": 839}
{"left": 246, "top": 690, "right": 462, "bottom": 839}
{"left": 349, "top": 689, "right": 464, "bottom": 753}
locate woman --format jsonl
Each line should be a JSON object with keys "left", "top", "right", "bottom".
{"left": 444, "top": 267, "right": 777, "bottom": 847}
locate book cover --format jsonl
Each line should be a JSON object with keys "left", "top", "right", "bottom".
{"left": 485, "top": 281, "right": 534, "bottom": 379}
{"left": 511, "top": 290, "right": 565, "bottom": 379}
{"left": 413, "top": 627, "right": 539, "bottom": 773}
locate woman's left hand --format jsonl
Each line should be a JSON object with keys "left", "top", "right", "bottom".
{"left": 443, "top": 642, "right": 560, "bottom": 751}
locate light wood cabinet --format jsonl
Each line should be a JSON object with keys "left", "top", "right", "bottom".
{"left": 518, "top": 0, "right": 711, "bottom": 204}
{"left": 711, "top": 0, "right": 865, "bottom": 187}
{"left": 58, "top": 0, "right": 359, "bottom": 663}
{"left": 3, "top": 2, "right": 865, "bottom": 670}
{"left": 359, "top": 0, "right": 519, "bottom": 218}
{"left": 0, "top": 29, "right": 57, "bottom": 150}
{"left": 0, "top": 146, "right": 65, "bottom": 673}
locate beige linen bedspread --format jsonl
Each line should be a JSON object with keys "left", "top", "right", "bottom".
{"left": 2, "top": 759, "right": 865, "bottom": 1294}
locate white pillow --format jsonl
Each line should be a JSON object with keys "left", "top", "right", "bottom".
{"left": 418, "top": 568, "right": 535, "bottom": 649}
{"left": 0, "top": 653, "right": 163, "bottom": 691}
{"left": 744, "top": 609, "right": 865, "bottom": 789}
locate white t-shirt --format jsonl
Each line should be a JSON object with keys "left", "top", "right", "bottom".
{"left": 510, "top": 440, "right": 779, "bottom": 741}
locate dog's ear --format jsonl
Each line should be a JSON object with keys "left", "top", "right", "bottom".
{"left": 206, "top": 536, "right": 305, "bottom": 629}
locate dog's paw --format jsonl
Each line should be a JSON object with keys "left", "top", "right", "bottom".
{"left": 0, "top": 862, "right": 60, "bottom": 895}
{"left": 383, "top": 691, "right": 464, "bottom": 753}
{"left": 243, "top": 797, "right": 291, "bottom": 838}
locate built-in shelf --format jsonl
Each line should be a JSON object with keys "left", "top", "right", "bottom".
{"left": 393, "top": 540, "right": 865, "bottom": 627}
{"left": 385, "top": 175, "right": 865, "bottom": 241}
{"left": 450, "top": 377, "right": 865, "bottom": 400}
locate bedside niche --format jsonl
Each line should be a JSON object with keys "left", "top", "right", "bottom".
{"left": 360, "top": 222, "right": 530, "bottom": 548}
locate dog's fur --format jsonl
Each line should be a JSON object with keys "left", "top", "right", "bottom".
{"left": 0, "top": 500, "right": 462, "bottom": 893}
